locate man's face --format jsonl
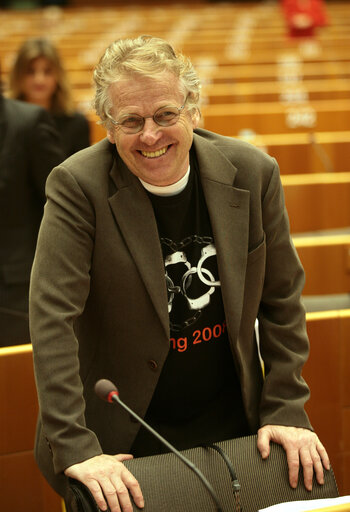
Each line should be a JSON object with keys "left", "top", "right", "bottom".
{"left": 107, "top": 72, "right": 199, "bottom": 187}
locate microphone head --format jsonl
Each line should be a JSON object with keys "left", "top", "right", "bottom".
{"left": 95, "top": 379, "right": 119, "bottom": 403}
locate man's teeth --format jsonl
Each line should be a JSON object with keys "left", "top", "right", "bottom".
{"left": 141, "top": 146, "right": 168, "bottom": 158}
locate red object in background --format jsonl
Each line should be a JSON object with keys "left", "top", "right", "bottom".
{"left": 281, "top": 0, "right": 329, "bottom": 38}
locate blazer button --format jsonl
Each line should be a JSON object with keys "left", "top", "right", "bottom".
{"left": 148, "top": 359, "right": 158, "bottom": 371}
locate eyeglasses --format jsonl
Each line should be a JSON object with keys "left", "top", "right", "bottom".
{"left": 110, "top": 102, "right": 187, "bottom": 134}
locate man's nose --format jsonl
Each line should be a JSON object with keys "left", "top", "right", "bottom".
{"left": 139, "top": 117, "right": 162, "bottom": 144}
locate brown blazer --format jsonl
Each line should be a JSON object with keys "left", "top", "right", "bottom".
{"left": 30, "top": 128, "right": 311, "bottom": 497}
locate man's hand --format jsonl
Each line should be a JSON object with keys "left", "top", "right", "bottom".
{"left": 257, "top": 425, "right": 330, "bottom": 491}
{"left": 64, "top": 453, "right": 144, "bottom": 512}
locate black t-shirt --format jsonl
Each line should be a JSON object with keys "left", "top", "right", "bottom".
{"left": 131, "top": 150, "right": 249, "bottom": 456}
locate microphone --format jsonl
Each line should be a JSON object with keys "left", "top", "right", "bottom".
{"left": 95, "top": 378, "right": 224, "bottom": 512}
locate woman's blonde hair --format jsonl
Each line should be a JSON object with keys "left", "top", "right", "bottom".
{"left": 9, "top": 38, "right": 74, "bottom": 115}
{"left": 93, "top": 35, "right": 201, "bottom": 130}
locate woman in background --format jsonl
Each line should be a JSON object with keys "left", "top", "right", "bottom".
{"left": 9, "top": 38, "right": 90, "bottom": 158}
{"left": 0, "top": 73, "right": 63, "bottom": 346}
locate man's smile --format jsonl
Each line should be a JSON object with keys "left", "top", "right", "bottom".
{"left": 140, "top": 145, "right": 170, "bottom": 158}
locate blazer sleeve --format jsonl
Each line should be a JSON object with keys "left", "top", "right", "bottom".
{"left": 30, "top": 164, "right": 102, "bottom": 474}
{"left": 257, "top": 159, "right": 312, "bottom": 430}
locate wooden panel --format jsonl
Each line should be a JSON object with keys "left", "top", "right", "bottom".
{"left": 304, "top": 314, "right": 342, "bottom": 468}
{"left": 235, "top": 131, "right": 350, "bottom": 175}
{"left": 282, "top": 174, "right": 350, "bottom": 234}
{"left": 197, "top": 62, "right": 350, "bottom": 86}
{"left": 293, "top": 236, "right": 350, "bottom": 295}
{"left": 0, "top": 451, "right": 62, "bottom": 512}
{"left": 0, "top": 345, "right": 38, "bottom": 454}
{"left": 342, "top": 408, "right": 350, "bottom": 493}
{"left": 0, "top": 346, "right": 63, "bottom": 512}
{"left": 343, "top": 452, "right": 350, "bottom": 496}
{"left": 200, "top": 99, "right": 350, "bottom": 136}
{"left": 343, "top": 409, "right": 350, "bottom": 452}
{"left": 305, "top": 310, "right": 350, "bottom": 495}
{"left": 262, "top": 132, "right": 350, "bottom": 174}
{"left": 340, "top": 316, "right": 350, "bottom": 408}
{"left": 201, "top": 79, "right": 350, "bottom": 105}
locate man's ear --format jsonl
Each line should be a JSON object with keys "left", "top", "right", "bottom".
{"left": 107, "top": 129, "right": 115, "bottom": 143}
{"left": 191, "top": 108, "right": 201, "bottom": 129}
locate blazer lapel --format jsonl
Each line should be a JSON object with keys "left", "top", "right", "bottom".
{"left": 108, "top": 155, "right": 170, "bottom": 338}
{"left": 193, "top": 133, "right": 250, "bottom": 345}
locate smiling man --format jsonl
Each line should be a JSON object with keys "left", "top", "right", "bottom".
{"left": 30, "top": 36, "right": 329, "bottom": 512}
{"left": 106, "top": 73, "right": 196, "bottom": 187}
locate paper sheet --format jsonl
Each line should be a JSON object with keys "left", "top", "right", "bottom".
{"left": 259, "top": 495, "right": 350, "bottom": 511}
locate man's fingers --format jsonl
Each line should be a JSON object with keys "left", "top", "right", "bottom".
{"left": 299, "top": 446, "right": 315, "bottom": 491}
{"left": 120, "top": 467, "right": 144, "bottom": 509}
{"left": 256, "top": 426, "right": 331, "bottom": 492}
{"left": 311, "top": 442, "right": 329, "bottom": 486}
{"left": 291, "top": 442, "right": 328, "bottom": 491}
{"left": 299, "top": 437, "right": 330, "bottom": 490}
{"left": 88, "top": 477, "right": 118, "bottom": 512}
{"left": 94, "top": 473, "right": 141, "bottom": 512}
{"left": 88, "top": 474, "right": 143, "bottom": 512}
{"left": 313, "top": 456, "right": 326, "bottom": 487}
{"left": 257, "top": 427, "right": 271, "bottom": 459}
{"left": 65, "top": 454, "right": 143, "bottom": 512}
{"left": 105, "top": 467, "right": 143, "bottom": 512}
{"left": 112, "top": 480, "right": 133, "bottom": 512}
{"left": 113, "top": 455, "right": 144, "bottom": 509}
{"left": 115, "top": 453, "right": 134, "bottom": 463}
{"left": 285, "top": 449, "right": 300, "bottom": 489}
{"left": 317, "top": 440, "right": 330, "bottom": 471}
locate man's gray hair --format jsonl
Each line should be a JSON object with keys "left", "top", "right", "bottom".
{"left": 93, "top": 35, "right": 201, "bottom": 130}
